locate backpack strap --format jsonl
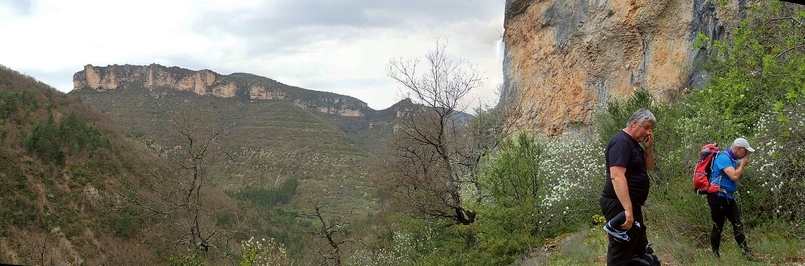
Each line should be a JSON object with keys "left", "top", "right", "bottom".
{"left": 710, "top": 152, "right": 728, "bottom": 195}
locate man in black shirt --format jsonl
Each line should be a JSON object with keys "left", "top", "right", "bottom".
{"left": 600, "top": 108, "right": 657, "bottom": 266}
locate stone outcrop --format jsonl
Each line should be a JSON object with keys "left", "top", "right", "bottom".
{"left": 73, "top": 64, "right": 370, "bottom": 117}
{"left": 502, "top": 0, "right": 746, "bottom": 136}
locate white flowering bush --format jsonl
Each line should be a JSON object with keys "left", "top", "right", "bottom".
{"left": 539, "top": 134, "right": 604, "bottom": 207}
{"left": 474, "top": 132, "right": 604, "bottom": 250}
{"left": 238, "top": 236, "right": 291, "bottom": 266}
{"left": 347, "top": 230, "right": 426, "bottom": 266}
{"left": 743, "top": 108, "right": 805, "bottom": 225}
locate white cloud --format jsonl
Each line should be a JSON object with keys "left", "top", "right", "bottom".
{"left": 0, "top": 0, "right": 504, "bottom": 111}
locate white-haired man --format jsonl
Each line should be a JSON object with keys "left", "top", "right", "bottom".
{"left": 600, "top": 108, "right": 659, "bottom": 266}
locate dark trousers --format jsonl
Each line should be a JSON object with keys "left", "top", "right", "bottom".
{"left": 600, "top": 197, "right": 648, "bottom": 266}
{"left": 707, "top": 193, "right": 747, "bottom": 253}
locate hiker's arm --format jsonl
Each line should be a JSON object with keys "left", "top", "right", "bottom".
{"left": 610, "top": 166, "right": 634, "bottom": 230}
{"left": 644, "top": 147, "right": 654, "bottom": 171}
{"left": 644, "top": 133, "right": 654, "bottom": 171}
{"left": 723, "top": 158, "right": 749, "bottom": 181}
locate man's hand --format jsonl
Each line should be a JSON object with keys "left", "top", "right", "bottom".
{"left": 621, "top": 210, "right": 634, "bottom": 230}
{"left": 645, "top": 132, "right": 654, "bottom": 149}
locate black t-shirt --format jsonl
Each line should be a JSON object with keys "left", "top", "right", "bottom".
{"left": 601, "top": 130, "right": 650, "bottom": 205}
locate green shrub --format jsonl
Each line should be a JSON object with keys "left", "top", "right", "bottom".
{"left": 238, "top": 236, "right": 292, "bottom": 266}
{"left": 230, "top": 178, "right": 300, "bottom": 207}
{"left": 169, "top": 252, "right": 206, "bottom": 266}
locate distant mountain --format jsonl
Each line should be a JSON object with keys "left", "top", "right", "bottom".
{"left": 0, "top": 62, "right": 476, "bottom": 264}
{"left": 68, "top": 63, "right": 478, "bottom": 220}
{"left": 73, "top": 64, "right": 372, "bottom": 117}
{"left": 71, "top": 64, "right": 431, "bottom": 156}
{"left": 69, "top": 64, "right": 430, "bottom": 218}
{"left": 69, "top": 64, "right": 421, "bottom": 262}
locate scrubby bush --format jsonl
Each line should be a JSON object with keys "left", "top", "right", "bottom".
{"left": 238, "top": 236, "right": 291, "bottom": 266}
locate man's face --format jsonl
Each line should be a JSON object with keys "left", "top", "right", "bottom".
{"left": 632, "top": 120, "right": 655, "bottom": 143}
{"left": 735, "top": 147, "right": 749, "bottom": 159}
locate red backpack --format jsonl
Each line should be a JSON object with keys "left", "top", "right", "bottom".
{"left": 693, "top": 143, "right": 722, "bottom": 194}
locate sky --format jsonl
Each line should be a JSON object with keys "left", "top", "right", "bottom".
{"left": 0, "top": 0, "right": 506, "bottom": 111}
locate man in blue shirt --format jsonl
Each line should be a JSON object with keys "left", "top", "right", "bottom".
{"left": 708, "top": 137, "right": 756, "bottom": 260}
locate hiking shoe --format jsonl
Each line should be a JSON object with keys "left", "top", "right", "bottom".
{"left": 713, "top": 250, "right": 720, "bottom": 259}
{"left": 632, "top": 253, "right": 660, "bottom": 266}
{"left": 744, "top": 250, "right": 762, "bottom": 262}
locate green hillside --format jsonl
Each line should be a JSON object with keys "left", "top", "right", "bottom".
{"left": 69, "top": 87, "right": 381, "bottom": 216}
{"left": 0, "top": 65, "right": 184, "bottom": 264}
{"left": 64, "top": 73, "right": 412, "bottom": 264}
{"left": 1, "top": 64, "right": 383, "bottom": 265}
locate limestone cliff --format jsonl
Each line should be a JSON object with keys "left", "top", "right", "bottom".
{"left": 502, "top": 0, "right": 747, "bottom": 135}
{"left": 73, "top": 64, "right": 370, "bottom": 117}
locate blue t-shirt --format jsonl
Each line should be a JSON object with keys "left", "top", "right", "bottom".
{"left": 710, "top": 150, "right": 738, "bottom": 199}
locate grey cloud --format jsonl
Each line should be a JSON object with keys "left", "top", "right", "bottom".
{"left": 2, "top": 0, "right": 34, "bottom": 16}
{"left": 192, "top": 0, "right": 501, "bottom": 56}
{"left": 262, "top": 0, "right": 501, "bottom": 28}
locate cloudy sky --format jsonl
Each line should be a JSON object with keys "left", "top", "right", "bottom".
{"left": 0, "top": 0, "right": 505, "bottom": 110}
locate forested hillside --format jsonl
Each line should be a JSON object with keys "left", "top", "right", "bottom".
{"left": 0, "top": 66, "right": 305, "bottom": 265}
{"left": 0, "top": 65, "right": 165, "bottom": 264}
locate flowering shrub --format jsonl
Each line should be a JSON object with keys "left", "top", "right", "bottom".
{"left": 347, "top": 230, "right": 426, "bottom": 266}
{"left": 238, "top": 236, "right": 291, "bottom": 266}
{"left": 745, "top": 109, "right": 805, "bottom": 225}
{"left": 473, "top": 132, "right": 604, "bottom": 259}
{"left": 538, "top": 134, "right": 604, "bottom": 207}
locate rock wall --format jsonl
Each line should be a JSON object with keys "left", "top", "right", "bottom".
{"left": 75, "top": 64, "right": 240, "bottom": 97}
{"left": 73, "top": 64, "right": 369, "bottom": 117}
{"left": 502, "top": 0, "right": 747, "bottom": 136}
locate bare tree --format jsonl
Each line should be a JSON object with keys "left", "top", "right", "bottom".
{"left": 170, "top": 108, "right": 229, "bottom": 253}
{"left": 385, "top": 40, "right": 498, "bottom": 225}
{"left": 18, "top": 232, "right": 57, "bottom": 265}
{"left": 126, "top": 105, "right": 244, "bottom": 261}
{"left": 302, "top": 200, "right": 353, "bottom": 266}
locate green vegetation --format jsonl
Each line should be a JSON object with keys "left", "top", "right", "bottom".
{"left": 230, "top": 178, "right": 300, "bottom": 207}
{"left": 23, "top": 112, "right": 111, "bottom": 165}
{"left": 70, "top": 86, "right": 381, "bottom": 263}
{"left": 0, "top": 65, "right": 158, "bottom": 264}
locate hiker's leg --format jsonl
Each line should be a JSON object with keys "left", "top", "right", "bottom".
{"left": 628, "top": 206, "right": 658, "bottom": 265}
{"left": 725, "top": 198, "right": 747, "bottom": 250}
{"left": 633, "top": 206, "right": 648, "bottom": 255}
{"left": 601, "top": 197, "right": 632, "bottom": 266}
{"left": 707, "top": 193, "right": 727, "bottom": 253}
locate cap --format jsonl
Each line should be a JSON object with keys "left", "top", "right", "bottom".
{"left": 732, "top": 138, "right": 755, "bottom": 152}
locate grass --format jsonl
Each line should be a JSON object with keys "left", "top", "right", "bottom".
{"left": 514, "top": 220, "right": 805, "bottom": 265}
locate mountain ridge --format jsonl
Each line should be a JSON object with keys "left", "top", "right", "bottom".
{"left": 70, "top": 64, "right": 472, "bottom": 158}
{"left": 73, "top": 63, "right": 381, "bottom": 117}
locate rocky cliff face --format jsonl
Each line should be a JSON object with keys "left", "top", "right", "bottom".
{"left": 502, "top": 0, "right": 747, "bottom": 135}
{"left": 73, "top": 64, "right": 370, "bottom": 117}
